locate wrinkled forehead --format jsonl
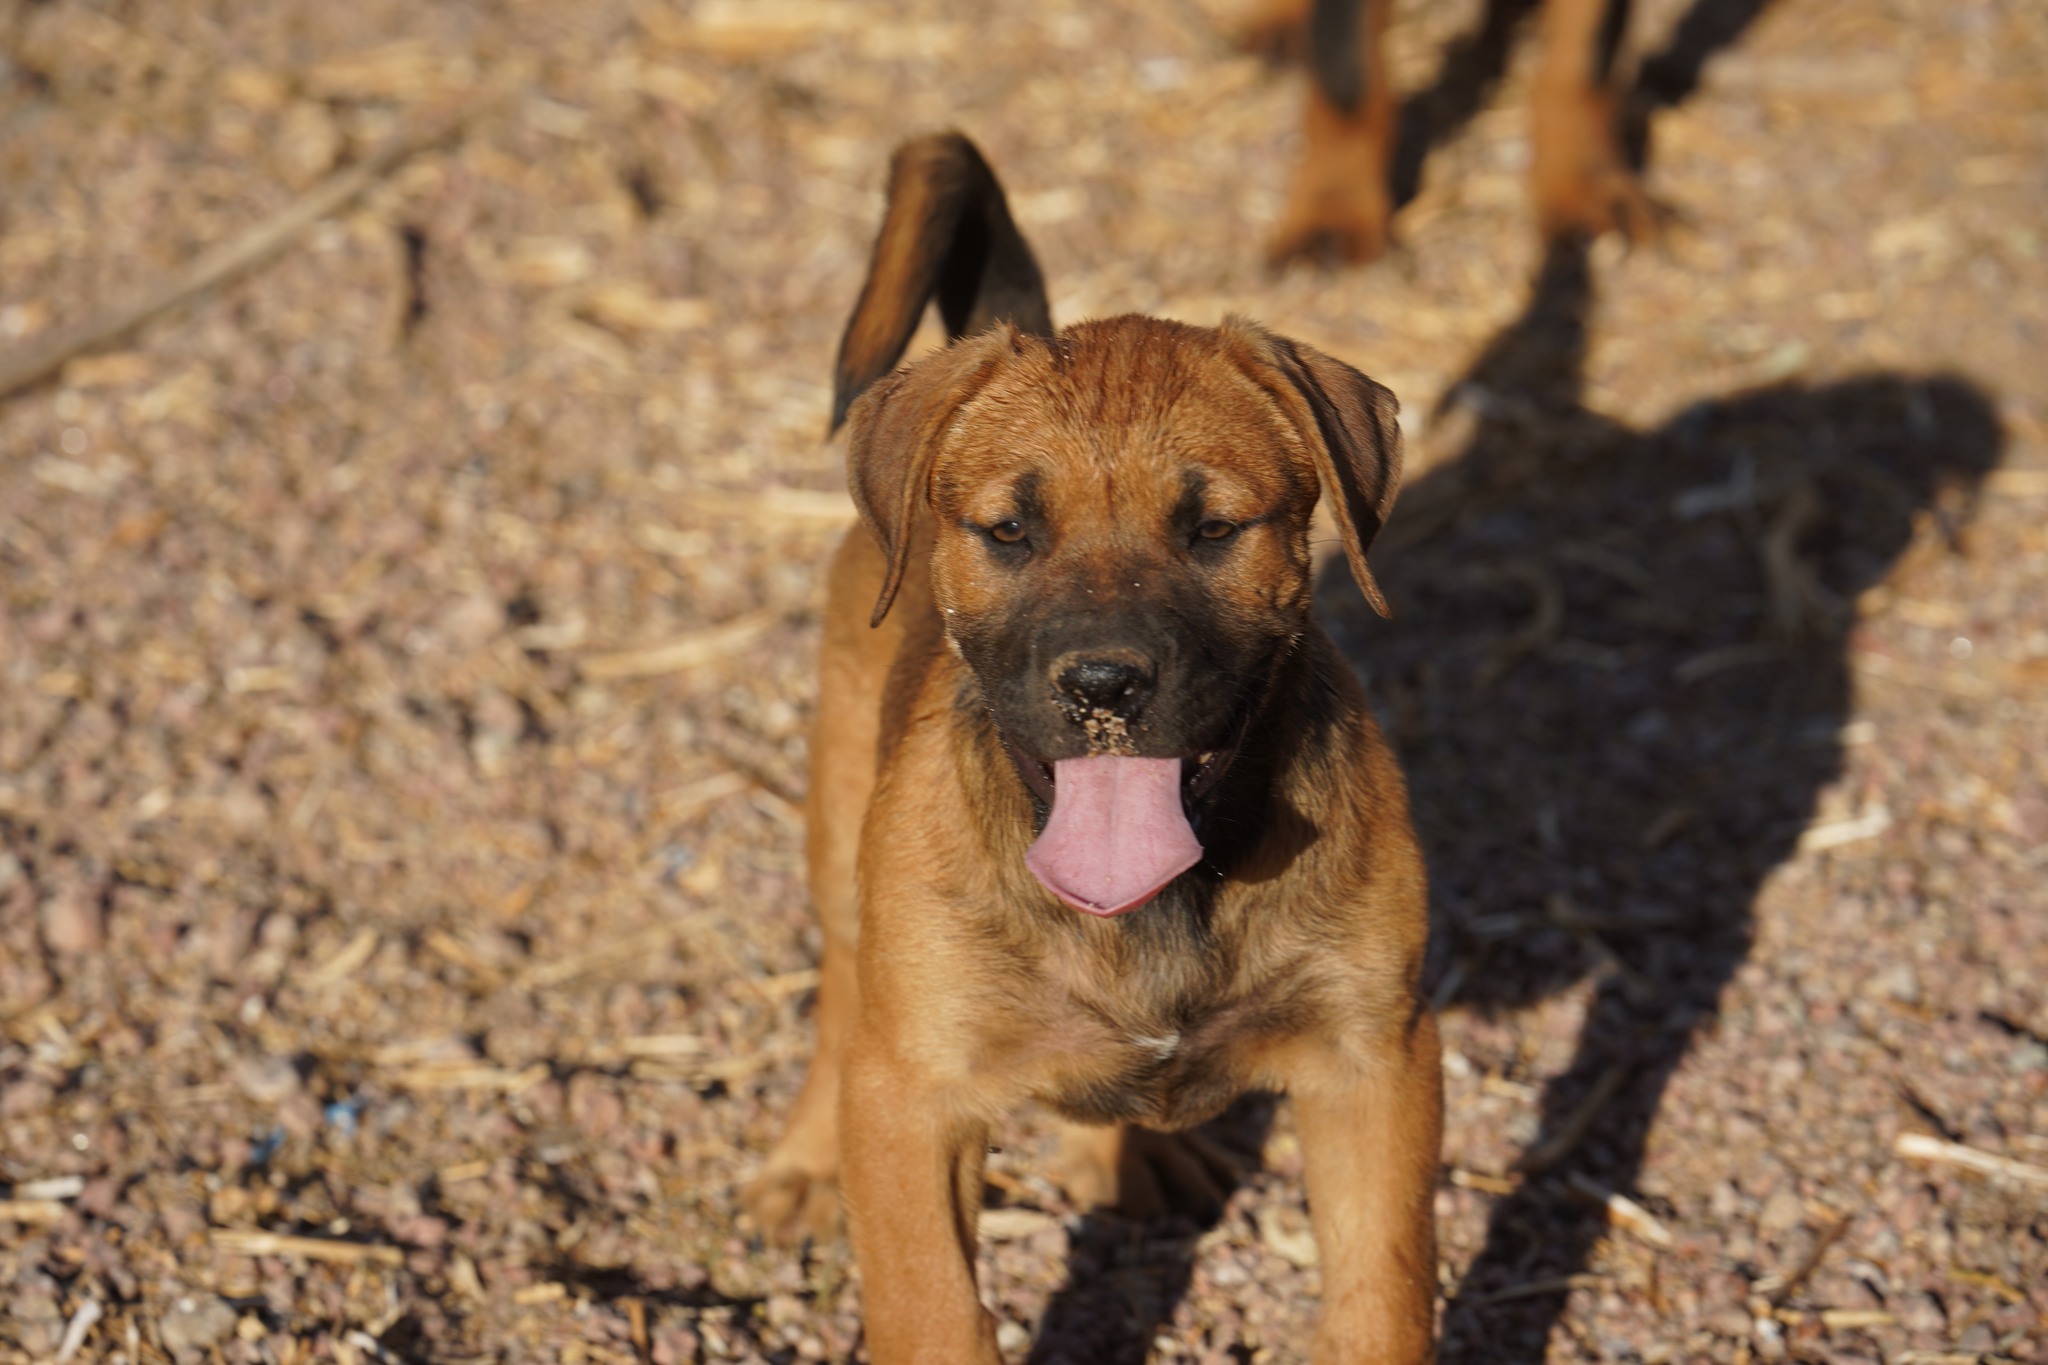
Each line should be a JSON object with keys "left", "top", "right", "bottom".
{"left": 929, "top": 331, "right": 1316, "bottom": 510}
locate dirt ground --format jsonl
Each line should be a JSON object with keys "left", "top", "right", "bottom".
{"left": 1, "top": 0, "right": 2045, "bottom": 1362}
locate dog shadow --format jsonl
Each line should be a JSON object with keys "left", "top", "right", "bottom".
{"left": 1016, "top": 238, "right": 2001, "bottom": 1363}
{"left": 1318, "top": 238, "right": 2002, "bottom": 1363}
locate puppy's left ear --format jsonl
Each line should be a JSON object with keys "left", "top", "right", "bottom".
{"left": 1224, "top": 319, "right": 1404, "bottom": 616}
{"left": 844, "top": 328, "right": 1014, "bottom": 627}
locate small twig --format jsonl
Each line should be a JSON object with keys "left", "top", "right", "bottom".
{"left": 1514, "top": 1061, "right": 1632, "bottom": 1175}
{"left": 1895, "top": 1132, "right": 2048, "bottom": 1187}
{"left": 0, "top": 1198, "right": 67, "bottom": 1224}
{"left": 1753, "top": 1208, "right": 1850, "bottom": 1300}
{"left": 210, "top": 1228, "right": 405, "bottom": 1266}
{"left": 1460, "top": 1273, "right": 1606, "bottom": 1308}
{"left": 1759, "top": 481, "right": 1826, "bottom": 640}
{"left": 0, "top": 97, "right": 488, "bottom": 402}
{"left": 384, "top": 1062, "right": 548, "bottom": 1094}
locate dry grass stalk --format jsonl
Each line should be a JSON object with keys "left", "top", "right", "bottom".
{"left": 514, "top": 922, "right": 687, "bottom": 990}
{"left": 386, "top": 1062, "right": 548, "bottom": 1094}
{"left": 1894, "top": 1132, "right": 2048, "bottom": 1186}
{"left": 210, "top": 1229, "right": 404, "bottom": 1266}
{"left": 579, "top": 610, "right": 777, "bottom": 680}
{"left": 1566, "top": 1173, "right": 1676, "bottom": 1249}
{"left": 741, "top": 967, "right": 821, "bottom": 1001}
{"left": 0, "top": 98, "right": 486, "bottom": 401}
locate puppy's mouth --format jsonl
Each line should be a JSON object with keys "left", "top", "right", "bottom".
{"left": 1002, "top": 738, "right": 1239, "bottom": 815}
{"left": 1000, "top": 734, "right": 1243, "bottom": 919}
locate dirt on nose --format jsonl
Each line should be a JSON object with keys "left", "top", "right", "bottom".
{"left": 1081, "top": 707, "right": 1137, "bottom": 756}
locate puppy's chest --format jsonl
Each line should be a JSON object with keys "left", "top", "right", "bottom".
{"left": 1015, "top": 955, "right": 1313, "bottom": 1131}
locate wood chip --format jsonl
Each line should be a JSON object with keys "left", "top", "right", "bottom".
{"left": 511, "top": 1281, "right": 567, "bottom": 1307}
{"left": 579, "top": 611, "right": 777, "bottom": 680}
{"left": 210, "top": 1229, "right": 404, "bottom": 1266}
{"left": 1255, "top": 1204, "right": 1321, "bottom": 1267}
{"left": 305, "top": 929, "right": 381, "bottom": 986}
{"left": 1450, "top": 1168, "right": 1522, "bottom": 1195}
{"left": 51, "top": 1298, "right": 102, "bottom": 1364}
{"left": 978, "top": 1207, "right": 1061, "bottom": 1241}
{"left": 1798, "top": 805, "right": 1893, "bottom": 853}
{"left": 1567, "top": 1173, "right": 1676, "bottom": 1249}
{"left": 1895, "top": 1132, "right": 2048, "bottom": 1186}
{"left": 1818, "top": 1309, "right": 1895, "bottom": 1330}
{"left": 0, "top": 1199, "right": 67, "bottom": 1224}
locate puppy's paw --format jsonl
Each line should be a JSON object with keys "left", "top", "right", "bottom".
{"left": 1052, "top": 1123, "right": 1247, "bottom": 1223}
{"left": 739, "top": 1162, "right": 842, "bottom": 1245}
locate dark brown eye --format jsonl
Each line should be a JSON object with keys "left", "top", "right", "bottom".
{"left": 1196, "top": 519, "right": 1239, "bottom": 542}
{"left": 989, "top": 519, "right": 1026, "bottom": 544}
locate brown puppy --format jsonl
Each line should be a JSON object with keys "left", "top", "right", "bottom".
{"left": 1255, "top": 0, "right": 1661, "bottom": 265}
{"left": 743, "top": 134, "right": 1441, "bottom": 1363}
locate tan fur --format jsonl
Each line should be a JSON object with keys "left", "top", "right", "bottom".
{"left": 745, "top": 314, "right": 1442, "bottom": 1363}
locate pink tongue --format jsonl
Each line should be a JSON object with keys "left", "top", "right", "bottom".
{"left": 1024, "top": 755, "right": 1203, "bottom": 917}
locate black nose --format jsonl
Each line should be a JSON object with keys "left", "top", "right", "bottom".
{"left": 1052, "top": 651, "right": 1156, "bottom": 719}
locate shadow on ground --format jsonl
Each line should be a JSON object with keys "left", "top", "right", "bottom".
{"left": 1322, "top": 237, "right": 2001, "bottom": 1363}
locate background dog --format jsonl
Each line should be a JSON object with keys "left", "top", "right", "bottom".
{"left": 1249, "top": 0, "right": 1662, "bottom": 264}
{"left": 743, "top": 133, "right": 1443, "bottom": 1364}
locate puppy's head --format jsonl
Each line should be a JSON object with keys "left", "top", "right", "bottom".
{"left": 845, "top": 315, "right": 1401, "bottom": 913}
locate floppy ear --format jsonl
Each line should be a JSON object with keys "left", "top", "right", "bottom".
{"left": 843, "top": 328, "right": 1013, "bottom": 627}
{"left": 1222, "top": 318, "right": 1404, "bottom": 616}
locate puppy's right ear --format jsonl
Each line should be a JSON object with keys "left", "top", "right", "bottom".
{"left": 844, "top": 329, "right": 1012, "bottom": 627}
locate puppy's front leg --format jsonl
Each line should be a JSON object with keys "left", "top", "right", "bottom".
{"left": 840, "top": 1032, "right": 1000, "bottom": 1365}
{"left": 1292, "top": 1012, "right": 1443, "bottom": 1365}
